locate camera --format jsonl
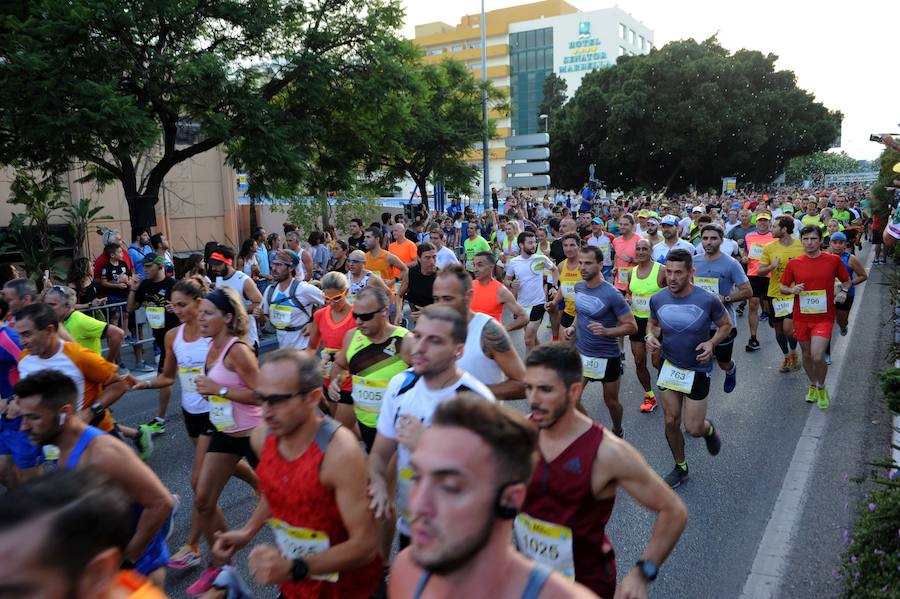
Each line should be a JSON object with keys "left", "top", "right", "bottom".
{"left": 870, "top": 134, "right": 883, "bottom": 143}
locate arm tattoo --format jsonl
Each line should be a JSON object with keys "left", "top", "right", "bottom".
{"left": 481, "top": 318, "right": 512, "bottom": 357}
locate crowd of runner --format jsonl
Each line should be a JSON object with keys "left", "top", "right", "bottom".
{"left": 0, "top": 181, "right": 895, "bottom": 599}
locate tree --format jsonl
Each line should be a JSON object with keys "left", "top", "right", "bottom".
{"left": 0, "top": 0, "right": 405, "bottom": 231}
{"left": 870, "top": 147, "right": 900, "bottom": 221}
{"left": 784, "top": 151, "right": 864, "bottom": 185}
{"left": 538, "top": 73, "right": 568, "bottom": 120}
{"left": 550, "top": 37, "right": 841, "bottom": 192}
{"left": 368, "top": 58, "right": 507, "bottom": 209}
{"left": 2, "top": 171, "right": 67, "bottom": 284}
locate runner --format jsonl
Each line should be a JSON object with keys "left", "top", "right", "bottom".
{"left": 0, "top": 300, "right": 38, "bottom": 488}
{"left": 519, "top": 343, "right": 688, "bottom": 596}
{"left": 387, "top": 396, "right": 594, "bottom": 598}
{"left": 562, "top": 246, "right": 637, "bottom": 436}
{"left": 757, "top": 216, "right": 804, "bottom": 372}
{"left": 743, "top": 213, "right": 774, "bottom": 352}
{"left": 130, "top": 276, "right": 258, "bottom": 572}
{"left": 463, "top": 219, "right": 492, "bottom": 274}
{"left": 128, "top": 253, "right": 178, "bottom": 435}
{"left": 504, "top": 231, "right": 558, "bottom": 353}
{"left": 433, "top": 264, "right": 527, "bottom": 400}
{"left": 15, "top": 302, "right": 152, "bottom": 459}
{"left": 44, "top": 285, "right": 125, "bottom": 366}
{"left": 646, "top": 249, "right": 731, "bottom": 488}
{"left": 827, "top": 231, "right": 867, "bottom": 338}
{"left": 328, "top": 285, "right": 410, "bottom": 451}
{"left": 16, "top": 369, "right": 175, "bottom": 587}
{"left": 693, "top": 224, "right": 752, "bottom": 393}
{"left": 469, "top": 251, "right": 527, "bottom": 330}
{"left": 652, "top": 215, "right": 694, "bottom": 263}
{"left": 428, "top": 226, "right": 460, "bottom": 269}
{"left": 187, "top": 287, "right": 264, "bottom": 595}
{"left": 346, "top": 249, "right": 390, "bottom": 305}
{"left": 307, "top": 272, "right": 358, "bottom": 433}
{"left": 368, "top": 305, "right": 495, "bottom": 553}
{"left": 211, "top": 350, "right": 382, "bottom": 598}
{"left": 208, "top": 245, "right": 264, "bottom": 353}
{"left": 550, "top": 233, "right": 584, "bottom": 339}
{"left": 643, "top": 215, "right": 663, "bottom": 246}
{"left": 726, "top": 209, "right": 755, "bottom": 316}
{"left": 259, "top": 249, "right": 324, "bottom": 350}
{"left": 779, "top": 225, "right": 851, "bottom": 409}
{"left": 284, "top": 230, "right": 314, "bottom": 282}
{"left": 612, "top": 214, "right": 639, "bottom": 293}
{"left": 364, "top": 226, "right": 408, "bottom": 324}
{"left": 0, "top": 469, "right": 168, "bottom": 599}
{"left": 399, "top": 242, "right": 438, "bottom": 325}
{"left": 627, "top": 239, "right": 666, "bottom": 412}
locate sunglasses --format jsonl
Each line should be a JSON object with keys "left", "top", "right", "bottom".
{"left": 353, "top": 309, "right": 381, "bottom": 321}
{"left": 323, "top": 290, "right": 347, "bottom": 302}
{"left": 253, "top": 388, "right": 317, "bottom": 405}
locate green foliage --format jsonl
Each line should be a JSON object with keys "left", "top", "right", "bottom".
{"left": 550, "top": 37, "right": 841, "bottom": 191}
{"left": 878, "top": 368, "right": 900, "bottom": 413}
{"left": 61, "top": 197, "right": 113, "bottom": 264}
{"left": 870, "top": 148, "right": 900, "bottom": 221}
{"left": 539, "top": 73, "right": 568, "bottom": 120}
{"left": 0, "top": 0, "right": 406, "bottom": 229}
{"left": 281, "top": 195, "right": 381, "bottom": 234}
{"left": 784, "top": 151, "right": 865, "bottom": 185}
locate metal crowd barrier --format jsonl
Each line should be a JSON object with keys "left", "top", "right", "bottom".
{"left": 76, "top": 301, "right": 158, "bottom": 359}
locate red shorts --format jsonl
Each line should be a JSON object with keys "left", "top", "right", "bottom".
{"left": 792, "top": 319, "right": 833, "bottom": 342}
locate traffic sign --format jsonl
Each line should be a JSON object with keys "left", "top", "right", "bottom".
{"left": 507, "top": 175, "right": 551, "bottom": 188}
{"left": 506, "top": 147, "right": 550, "bottom": 160}
{"left": 507, "top": 161, "right": 549, "bottom": 174}
{"left": 505, "top": 133, "right": 550, "bottom": 147}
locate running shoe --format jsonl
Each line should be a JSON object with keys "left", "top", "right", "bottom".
{"left": 117, "top": 363, "right": 130, "bottom": 376}
{"left": 788, "top": 354, "right": 802, "bottom": 371}
{"left": 187, "top": 566, "right": 223, "bottom": 596}
{"left": 133, "top": 425, "right": 154, "bottom": 461}
{"left": 145, "top": 419, "right": 166, "bottom": 435}
{"left": 165, "top": 494, "right": 180, "bottom": 541}
{"left": 759, "top": 311, "right": 768, "bottom": 322}
{"left": 839, "top": 325, "right": 848, "bottom": 337}
{"left": 778, "top": 356, "right": 792, "bottom": 373}
{"left": 613, "top": 428, "right": 625, "bottom": 439}
{"left": 736, "top": 302, "right": 745, "bottom": 316}
{"left": 169, "top": 545, "right": 203, "bottom": 570}
{"left": 745, "top": 338, "right": 761, "bottom": 352}
{"left": 817, "top": 387, "right": 830, "bottom": 410}
{"left": 825, "top": 353, "right": 832, "bottom": 366}
{"left": 132, "top": 362, "right": 155, "bottom": 373}
{"left": 704, "top": 422, "right": 722, "bottom": 455}
{"left": 804, "top": 385, "right": 818, "bottom": 404}
{"left": 723, "top": 365, "right": 737, "bottom": 393}
{"left": 639, "top": 393, "right": 657, "bottom": 413}
{"left": 664, "top": 464, "right": 689, "bottom": 489}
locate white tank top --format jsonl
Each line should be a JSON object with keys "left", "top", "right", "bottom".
{"left": 348, "top": 270, "right": 371, "bottom": 304}
{"left": 172, "top": 324, "right": 212, "bottom": 414}
{"left": 457, "top": 312, "right": 506, "bottom": 386}
{"left": 215, "top": 270, "right": 259, "bottom": 346}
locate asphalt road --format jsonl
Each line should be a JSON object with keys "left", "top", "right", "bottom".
{"left": 108, "top": 245, "right": 893, "bottom": 598}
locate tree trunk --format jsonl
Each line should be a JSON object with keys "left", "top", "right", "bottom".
{"left": 249, "top": 195, "right": 258, "bottom": 233}
{"left": 414, "top": 175, "right": 429, "bottom": 212}
{"left": 126, "top": 194, "right": 159, "bottom": 231}
{"left": 319, "top": 194, "right": 331, "bottom": 230}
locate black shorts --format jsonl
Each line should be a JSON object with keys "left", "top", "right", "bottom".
{"left": 528, "top": 304, "right": 546, "bottom": 322}
{"left": 835, "top": 295, "right": 854, "bottom": 311}
{"left": 207, "top": 431, "right": 259, "bottom": 468}
{"left": 630, "top": 317, "right": 648, "bottom": 343}
{"left": 153, "top": 329, "right": 168, "bottom": 373}
{"left": 323, "top": 385, "right": 353, "bottom": 405}
{"left": 582, "top": 356, "right": 621, "bottom": 384}
{"left": 182, "top": 409, "right": 215, "bottom": 439}
{"left": 871, "top": 230, "right": 883, "bottom": 245}
{"left": 748, "top": 276, "right": 769, "bottom": 299}
{"left": 359, "top": 422, "right": 377, "bottom": 453}
{"left": 560, "top": 312, "right": 575, "bottom": 328}
{"left": 765, "top": 295, "right": 793, "bottom": 325}
{"left": 660, "top": 368, "right": 712, "bottom": 401}
{"left": 711, "top": 328, "right": 737, "bottom": 363}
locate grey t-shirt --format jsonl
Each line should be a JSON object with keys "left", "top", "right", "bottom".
{"left": 649, "top": 287, "right": 726, "bottom": 373}
{"left": 692, "top": 253, "right": 749, "bottom": 327}
{"left": 574, "top": 280, "right": 632, "bottom": 359}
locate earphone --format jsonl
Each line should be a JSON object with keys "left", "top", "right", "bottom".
{"left": 58, "top": 412, "right": 66, "bottom": 426}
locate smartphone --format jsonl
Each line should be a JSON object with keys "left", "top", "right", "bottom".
{"left": 870, "top": 134, "right": 883, "bottom": 143}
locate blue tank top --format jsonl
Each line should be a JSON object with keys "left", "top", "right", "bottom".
{"left": 64, "top": 425, "right": 105, "bottom": 469}
{"left": 412, "top": 562, "right": 552, "bottom": 599}
{"left": 839, "top": 252, "right": 855, "bottom": 297}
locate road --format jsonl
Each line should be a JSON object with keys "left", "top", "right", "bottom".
{"left": 109, "top": 246, "right": 893, "bottom": 598}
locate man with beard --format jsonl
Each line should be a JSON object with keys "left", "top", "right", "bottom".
{"left": 208, "top": 245, "right": 264, "bottom": 353}
{"left": 388, "top": 396, "right": 595, "bottom": 599}
{"left": 652, "top": 216, "right": 694, "bottom": 264}
{"left": 504, "top": 231, "right": 557, "bottom": 354}
{"left": 258, "top": 250, "right": 324, "bottom": 350}
{"left": 15, "top": 369, "right": 174, "bottom": 586}
{"left": 517, "top": 344, "right": 687, "bottom": 597}
{"left": 398, "top": 243, "right": 438, "bottom": 325}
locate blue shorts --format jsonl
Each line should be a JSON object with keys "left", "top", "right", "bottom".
{"left": 133, "top": 519, "right": 171, "bottom": 576}
{"left": 0, "top": 416, "right": 43, "bottom": 469}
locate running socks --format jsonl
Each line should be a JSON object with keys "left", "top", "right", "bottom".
{"left": 775, "top": 333, "right": 789, "bottom": 355}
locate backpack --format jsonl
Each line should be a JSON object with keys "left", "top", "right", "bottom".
{"left": 264, "top": 280, "right": 311, "bottom": 321}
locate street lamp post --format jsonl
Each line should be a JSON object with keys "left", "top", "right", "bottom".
{"left": 481, "top": 0, "right": 490, "bottom": 212}
{"left": 539, "top": 113, "right": 549, "bottom": 132}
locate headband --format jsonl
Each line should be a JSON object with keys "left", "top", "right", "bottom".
{"left": 208, "top": 252, "right": 233, "bottom": 266}
{"left": 206, "top": 289, "right": 233, "bottom": 314}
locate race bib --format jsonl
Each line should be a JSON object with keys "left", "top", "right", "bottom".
{"left": 178, "top": 366, "right": 202, "bottom": 395}
{"left": 513, "top": 514, "right": 575, "bottom": 580}
{"left": 397, "top": 466, "right": 415, "bottom": 525}
{"left": 581, "top": 355, "right": 608, "bottom": 380}
{"left": 772, "top": 295, "right": 794, "bottom": 318}
{"left": 465, "top": 259, "right": 475, "bottom": 271}
{"left": 657, "top": 360, "right": 695, "bottom": 394}
{"left": 209, "top": 395, "right": 237, "bottom": 431}
{"left": 269, "top": 519, "right": 338, "bottom": 582}
{"left": 270, "top": 304, "right": 292, "bottom": 329}
{"left": 694, "top": 277, "right": 719, "bottom": 296}
{"left": 748, "top": 244, "right": 764, "bottom": 260}
{"left": 146, "top": 306, "right": 166, "bottom": 329}
{"left": 631, "top": 293, "right": 651, "bottom": 315}
{"left": 617, "top": 268, "right": 633, "bottom": 285}
{"left": 351, "top": 376, "right": 389, "bottom": 413}
{"left": 799, "top": 290, "right": 827, "bottom": 314}
{"left": 561, "top": 283, "right": 576, "bottom": 299}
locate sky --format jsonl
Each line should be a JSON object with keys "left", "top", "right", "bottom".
{"left": 401, "top": 0, "right": 899, "bottom": 160}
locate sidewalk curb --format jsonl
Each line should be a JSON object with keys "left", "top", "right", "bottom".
{"left": 739, "top": 249, "right": 874, "bottom": 599}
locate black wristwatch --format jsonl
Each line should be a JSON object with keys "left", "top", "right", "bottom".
{"left": 291, "top": 557, "right": 309, "bottom": 582}
{"left": 90, "top": 402, "right": 104, "bottom": 417}
{"left": 636, "top": 559, "right": 658, "bottom": 582}
{"left": 121, "top": 559, "right": 135, "bottom": 570}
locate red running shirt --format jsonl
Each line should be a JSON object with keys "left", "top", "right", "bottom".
{"left": 779, "top": 252, "right": 849, "bottom": 323}
{"left": 257, "top": 419, "right": 382, "bottom": 599}
{"left": 312, "top": 305, "right": 356, "bottom": 391}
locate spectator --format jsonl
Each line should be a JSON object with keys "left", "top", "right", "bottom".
{"left": 127, "top": 228, "right": 152, "bottom": 280}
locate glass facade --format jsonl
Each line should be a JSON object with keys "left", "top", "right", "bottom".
{"left": 509, "top": 27, "right": 553, "bottom": 136}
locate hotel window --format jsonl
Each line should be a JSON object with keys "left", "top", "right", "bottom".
{"left": 638, "top": 35, "right": 644, "bottom": 50}
{"left": 618, "top": 46, "right": 626, "bottom": 57}
{"left": 451, "top": 44, "right": 463, "bottom": 52}
{"left": 618, "top": 23, "right": 626, "bottom": 39}
{"left": 628, "top": 29, "right": 635, "bottom": 44}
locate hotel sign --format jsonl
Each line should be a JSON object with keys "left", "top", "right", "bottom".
{"left": 559, "top": 21, "right": 609, "bottom": 73}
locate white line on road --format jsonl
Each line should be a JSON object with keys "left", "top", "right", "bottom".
{"left": 739, "top": 249, "right": 874, "bottom": 599}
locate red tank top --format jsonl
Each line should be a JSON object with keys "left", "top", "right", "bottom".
{"left": 471, "top": 278, "right": 504, "bottom": 322}
{"left": 312, "top": 305, "right": 355, "bottom": 391}
{"left": 257, "top": 418, "right": 382, "bottom": 598}
{"left": 521, "top": 423, "right": 617, "bottom": 597}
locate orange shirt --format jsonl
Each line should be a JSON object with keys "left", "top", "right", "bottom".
{"left": 388, "top": 238, "right": 417, "bottom": 279}
{"left": 471, "top": 278, "right": 504, "bottom": 322}
{"left": 745, "top": 232, "right": 774, "bottom": 276}
{"left": 365, "top": 250, "right": 395, "bottom": 291}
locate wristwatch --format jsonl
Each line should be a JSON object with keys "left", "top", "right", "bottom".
{"left": 90, "top": 402, "right": 104, "bottom": 417}
{"left": 218, "top": 386, "right": 229, "bottom": 398}
{"left": 636, "top": 559, "right": 658, "bottom": 581}
{"left": 291, "top": 557, "right": 309, "bottom": 582}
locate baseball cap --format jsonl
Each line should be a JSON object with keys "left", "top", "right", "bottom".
{"left": 756, "top": 212, "right": 772, "bottom": 221}
{"left": 692, "top": 206, "right": 705, "bottom": 213}
{"left": 893, "top": 162, "right": 900, "bottom": 173}
{"left": 591, "top": 217, "right": 604, "bottom": 225}
{"left": 781, "top": 204, "right": 794, "bottom": 213}
{"left": 637, "top": 209, "right": 651, "bottom": 218}
{"left": 660, "top": 215, "right": 679, "bottom": 226}
{"left": 272, "top": 249, "right": 300, "bottom": 267}
{"left": 141, "top": 252, "right": 165, "bottom": 266}
{"left": 647, "top": 217, "right": 660, "bottom": 225}
{"left": 830, "top": 232, "right": 847, "bottom": 242}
